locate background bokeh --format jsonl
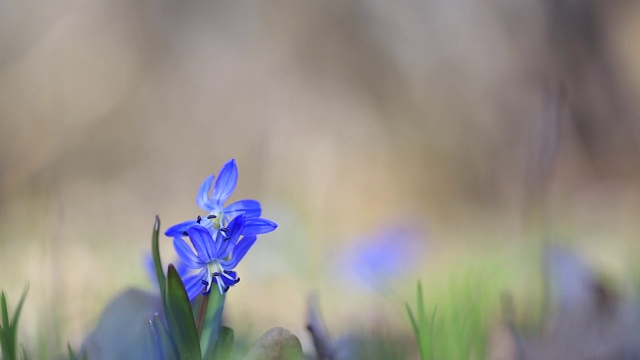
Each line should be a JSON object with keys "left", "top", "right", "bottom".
{"left": 3, "top": 0, "right": 640, "bottom": 354}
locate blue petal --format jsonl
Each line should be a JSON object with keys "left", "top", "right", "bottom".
{"left": 213, "top": 228, "right": 228, "bottom": 253}
{"left": 183, "top": 268, "right": 208, "bottom": 301}
{"left": 224, "top": 200, "right": 262, "bottom": 218}
{"left": 172, "top": 237, "right": 205, "bottom": 269}
{"left": 175, "top": 258, "right": 192, "bottom": 278}
{"left": 187, "top": 225, "right": 215, "bottom": 262}
{"left": 242, "top": 218, "right": 278, "bottom": 236}
{"left": 226, "top": 214, "right": 246, "bottom": 238}
{"left": 221, "top": 235, "right": 257, "bottom": 269}
{"left": 165, "top": 219, "right": 198, "bottom": 237}
{"left": 196, "top": 175, "right": 216, "bottom": 211}
{"left": 216, "top": 236, "right": 235, "bottom": 260}
{"left": 211, "top": 159, "right": 238, "bottom": 205}
{"left": 216, "top": 215, "right": 246, "bottom": 256}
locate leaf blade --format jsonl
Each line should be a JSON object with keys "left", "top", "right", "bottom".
{"left": 208, "top": 326, "right": 234, "bottom": 360}
{"left": 68, "top": 343, "right": 79, "bottom": 360}
{"left": 200, "top": 291, "right": 226, "bottom": 359}
{"left": 152, "top": 216, "right": 166, "bottom": 297}
{"left": 1, "top": 292, "right": 10, "bottom": 337}
{"left": 164, "top": 264, "right": 201, "bottom": 360}
{"left": 9, "top": 285, "right": 29, "bottom": 350}
{"left": 147, "top": 314, "right": 179, "bottom": 360}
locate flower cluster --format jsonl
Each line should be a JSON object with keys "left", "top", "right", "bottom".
{"left": 165, "top": 159, "right": 277, "bottom": 299}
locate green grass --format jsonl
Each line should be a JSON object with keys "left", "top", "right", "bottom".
{"left": 405, "top": 256, "right": 520, "bottom": 360}
{"left": 0, "top": 285, "right": 30, "bottom": 360}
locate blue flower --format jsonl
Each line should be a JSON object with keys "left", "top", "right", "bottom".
{"left": 165, "top": 159, "right": 277, "bottom": 237}
{"left": 143, "top": 253, "right": 190, "bottom": 289}
{"left": 337, "top": 225, "right": 427, "bottom": 291}
{"left": 174, "top": 215, "right": 258, "bottom": 299}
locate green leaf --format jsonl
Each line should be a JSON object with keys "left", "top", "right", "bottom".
{"left": 0, "top": 292, "right": 10, "bottom": 360}
{"left": 405, "top": 303, "right": 423, "bottom": 358}
{"left": 200, "top": 291, "right": 225, "bottom": 359}
{"left": 68, "top": 344, "right": 79, "bottom": 360}
{"left": 406, "top": 281, "right": 436, "bottom": 360}
{"left": 208, "top": 326, "right": 234, "bottom": 360}
{"left": 0, "top": 286, "right": 29, "bottom": 360}
{"left": 0, "top": 328, "right": 10, "bottom": 360}
{"left": 147, "top": 314, "right": 178, "bottom": 360}
{"left": 164, "top": 264, "right": 201, "bottom": 360}
{"left": 19, "top": 343, "right": 29, "bottom": 360}
{"left": 243, "top": 327, "right": 304, "bottom": 360}
{"left": 428, "top": 306, "right": 437, "bottom": 360}
{"left": 417, "top": 281, "right": 426, "bottom": 337}
{"left": 152, "top": 216, "right": 166, "bottom": 297}
{"left": 9, "top": 285, "right": 29, "bottom": 351}
{"left": 405, "top": 304, "right": 419, "bottom": 338}
{"left": 1, "top": 292, "right": 9, "bottom": 333}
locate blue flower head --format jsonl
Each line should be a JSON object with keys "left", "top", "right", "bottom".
{"left": 165, "top": 159, "right": 277, "bottom": 237}
{"left": 143, "top": 253, "right": 190, "bottom": 289}
{"left": 175, "top": 215, "right": 258, "bottom": 299}
{"left": 337, "top": 225, "right": 427, "bottom": 291}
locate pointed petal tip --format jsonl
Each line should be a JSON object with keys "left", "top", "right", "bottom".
{"left": 165, "top": 219, "right": 199, "bottom": 237}
{"left": 243, "top": 218, "right": 278, "bottom": 235}
{"left": 212, "top": 159, "right": 239, "bottom": 204}
{"left": 196, "top": 174, "right": 216, "bottom": 210}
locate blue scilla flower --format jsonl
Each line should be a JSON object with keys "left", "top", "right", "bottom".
{"left": 165, "top": 159, "right": 277, "bottom": 237}
{"left": 337, "top": 225, "right": 427, "bottom": 291}
{"left": 174, "top": 215, "right": 258, "bottom": 299}
{"left": 143, "top": 253, "right": 190, "bottom": 288}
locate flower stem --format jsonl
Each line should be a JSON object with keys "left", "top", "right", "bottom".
{"left": 196, "top": 293, "right": 210, "bottom": 338}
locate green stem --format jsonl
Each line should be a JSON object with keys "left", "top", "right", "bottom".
{"left": 195, "top": 294, "right": 210, "bottom": 338}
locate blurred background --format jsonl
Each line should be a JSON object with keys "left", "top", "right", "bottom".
{"left": 3, "top": 0, "right": 640, "bottom": 354}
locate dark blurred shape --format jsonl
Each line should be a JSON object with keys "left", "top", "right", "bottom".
{"left": 498, "top": 248, "right": 640, "bottom": 360}
{"left": 307, "top": 294, "right": 334, "bottom": 360}
{"left": 524, "top": 86, "right": 565, "bottom": 218}
{"left": 544, "top": 0, "right": 640, "bottom": 176}
{"left": 306, "top": 295, "right": 413, "bottom": 360}
{"left": 81, "top": 288, "right": 163, "bottom": 360}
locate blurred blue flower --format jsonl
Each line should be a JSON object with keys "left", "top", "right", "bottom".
{"left": 174, "top": 215, "right": 258, "bottom": 299}
{"left": 165, "top": 159, "right": 277, "bottom": 237}
{"left": 143, "top": 253, "right": 190, "bottom": 288}
{"left": 337, "top": 225, "right": 427, "bottom": 291}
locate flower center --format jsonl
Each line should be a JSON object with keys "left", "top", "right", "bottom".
{"left": 206, "top": 210, "right": 225, "bottom": 229}
{"left": 206, "top": 260, "right": 225, "bottom": 294}
{"left": 204, "top": 260, "right": 239, "bottom": 294}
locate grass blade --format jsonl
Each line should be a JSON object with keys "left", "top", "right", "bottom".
{"left": 405, "top": 303, "right": 425, "bottom": 359}
{"left": 68, "top": 344, "right": 79, "bottom": 360}
{"left": 429, "top": 306, "right": 437, "bottom": 360}
{"left": 9, "top": 285, "right": 29, "bottom": 348}
{"left": 152, "top": 216, "right": 166, "bottom": 297}
{"left": 0, "top": 327, "right": 10, "bottom": 360}
{"left": 405, "top": 304, "right": 419, "bottom": 339}
{"left": 417, "top": 282, "right": 426, "bottom": 333}
{"left": 1, "top": 292, "right": 9, "bottom": 332}
{"left": 416, "top": 281, "right": 429, "bottom": 359}
{"left": 20, "top": 343, "right": 29, "bottom": 360}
